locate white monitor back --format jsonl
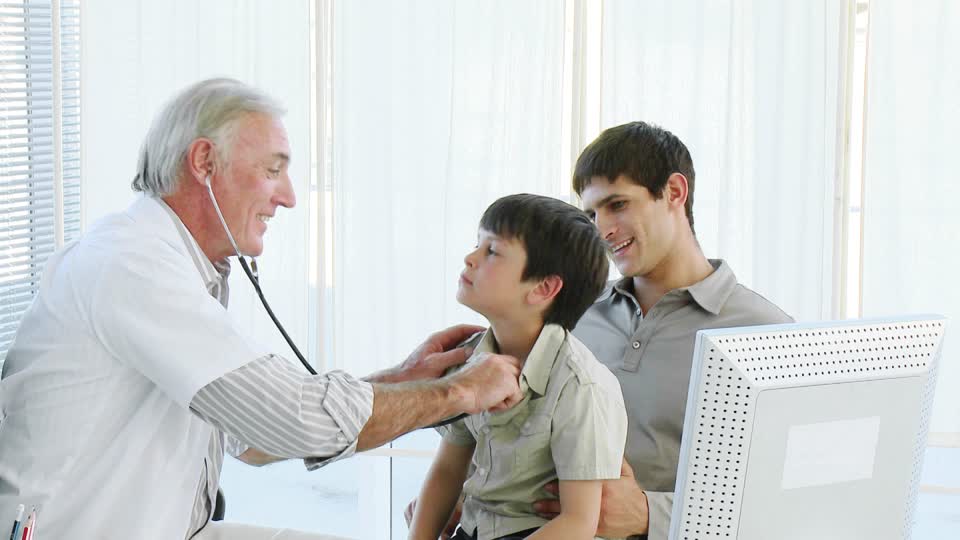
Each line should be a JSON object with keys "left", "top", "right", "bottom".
{"left": 668, "top": 316, "right": 947, "bottom": 540}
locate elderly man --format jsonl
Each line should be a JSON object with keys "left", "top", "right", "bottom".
{"left": 0, "top": 79, "right": 523, "bottom": 540}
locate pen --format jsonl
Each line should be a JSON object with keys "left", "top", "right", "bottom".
{"left": 24, "top": 508, "right": 35, "bottom": 540}
{"left": 18, "top": 508, "right": 32, "bottom": 540}
{"left": 7, "top": 504, "right": 23, "bottom": 540}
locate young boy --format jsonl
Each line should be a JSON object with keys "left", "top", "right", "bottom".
{"left": 408, "top": 194, "right": 628, "bottom": 540}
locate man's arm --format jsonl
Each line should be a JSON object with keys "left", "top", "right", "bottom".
{"left": 227, "top": 324, "right": 489, "bottom": 466}
{"left": 191, "top": 355, "right": 373, "bottom": 461}
{"left": 528, "top": 480, "right": 603, "bottom": 540}
{"left": 191, "top": 351, "right": 522, "bottom": 466}
{"left": 408, "top": 440, "right": 474, "bottom": 540}
{"left": 357, "top": 352, "right": 521, "bottom": 451}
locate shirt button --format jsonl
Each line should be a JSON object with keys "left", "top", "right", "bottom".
{"left": 632, "top": 341, "right": 641, "bottom": 349}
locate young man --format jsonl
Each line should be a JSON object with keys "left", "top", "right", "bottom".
{"left": 409, "top": 194, "right": 628, "bottom": 540}
{"left": 534, "top": 121, "right": 794, "bottom": 539}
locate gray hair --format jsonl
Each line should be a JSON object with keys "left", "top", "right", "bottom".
{"left": 132, "top": 78, "right": 286, "bottom": 196}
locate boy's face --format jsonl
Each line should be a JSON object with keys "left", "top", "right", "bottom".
{"left": 457, "top": 228, "right": 538, "bottom": 321}
{"left": 580, "top": 175, "right": 678, "bottom": 279}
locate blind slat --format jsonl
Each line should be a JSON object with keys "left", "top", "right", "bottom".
{"left": 1, "top": 0, "right": 81, "bottom": 363}
{"left": 0, "top": 273, "right": 51, "bottom": 289}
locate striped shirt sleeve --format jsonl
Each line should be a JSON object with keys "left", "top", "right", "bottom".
{"left": 189, "top": 354, "right": 374, "bottom": 463}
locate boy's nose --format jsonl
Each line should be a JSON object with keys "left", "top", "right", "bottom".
{"left": 463, "top": 248, "right": 481, "bottom": 267}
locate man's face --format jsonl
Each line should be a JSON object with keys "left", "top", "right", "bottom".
{"left": 457, "top": 228, "right": 536, "bottom": 321}
{"left": 213, "top": 113, "right": 295, "bottom": 258}
{"left": 580, "top": 175, "right": 676, "bottom": 279}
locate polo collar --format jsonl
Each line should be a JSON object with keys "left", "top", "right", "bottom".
{"left": 592, "top": 259, "right": 738, "bottom": 316}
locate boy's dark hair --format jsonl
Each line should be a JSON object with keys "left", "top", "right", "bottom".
{"left": 572, "top": 121, "right": 697, "bottom": 233}
{"left": 480, "top": 194, "right": 609, "bottom": 330}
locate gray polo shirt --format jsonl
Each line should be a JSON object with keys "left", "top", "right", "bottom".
{"left": 441, "top": 324, "right": 628, "bottom": 540}
{"left": 571, "top": 260, "right": 792, "bottom": 540}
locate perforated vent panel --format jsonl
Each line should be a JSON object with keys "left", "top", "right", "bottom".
{"left": 671, "top": 318, "right": 945, "bottom": 540}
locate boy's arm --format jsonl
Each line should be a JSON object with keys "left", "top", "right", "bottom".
{"left": 527, "top": 480, "right": 602, "bottom": 540}
{"left": 408, "top": 439, "right": 475, "bottom": 540}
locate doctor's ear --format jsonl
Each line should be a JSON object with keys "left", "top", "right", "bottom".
{"left": 185, "top": 138, "right": 218, "bottom": 187}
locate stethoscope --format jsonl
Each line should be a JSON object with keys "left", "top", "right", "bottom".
{"left": 205, "top": 175, "right": 317, "bottom": 376}
{"left": 204, "top": 174, "right": 465, "bottom": 427}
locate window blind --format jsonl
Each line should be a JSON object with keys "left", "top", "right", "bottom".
{"left": 0, "top": 0, "right": 80, "bottom": 368}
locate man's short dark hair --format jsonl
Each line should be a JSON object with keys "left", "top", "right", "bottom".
{"left": 479, "top": 194, "right": 609, "bottom": 330}
{"left": 572, "top": 121, "right": 697, "bottom": 233}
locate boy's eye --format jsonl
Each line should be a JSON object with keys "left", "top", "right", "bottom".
{"left": 486, "top": 246, "right": 497, "bottom": 256}
{"left": 267, "top": 168, "right": 281, "bottom": 178}
{"left": 610, "top": 200, "right": 627, "bottom": 211}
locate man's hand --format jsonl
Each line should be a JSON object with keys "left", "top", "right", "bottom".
{"left": 404, "top": 496, "right": 461, "bottom": 540}
{"left": 368, "top": 324, "right": 484, "bottom": 384}
{"left": 533, "top": 459, "right": 649, "bottom": 537}
{"left": 449, "top": 352, "right": 523, "bottom": 414}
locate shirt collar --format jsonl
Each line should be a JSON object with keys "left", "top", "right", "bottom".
{"left": 153, "top": 197, "right": 231, "bottom": 288}
{"left": 592, "top": 259, "right": 738, "bottom": 316}
{"left": 519, "top": 324, "right": 566, "bottom": 396}
{"left": 472, "top": 324, "right": 566, "bottom": 397}
{"left": 681, "top": 259, "right": 737, "bottom": 315}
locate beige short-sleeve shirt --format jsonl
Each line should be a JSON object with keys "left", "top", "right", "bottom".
{"left": 439, "top": 324, "right": 628, "bottom": 540}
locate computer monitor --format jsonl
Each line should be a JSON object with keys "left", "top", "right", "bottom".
{"left": 668, "top": 316, "right": 946, "bottom": 540}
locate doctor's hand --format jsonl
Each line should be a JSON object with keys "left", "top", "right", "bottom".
{"left": 366, "top": 324, "right": 484, "bottom": 384}
{"left": 533, "top": 459, "right": 649, "bottom": 537}
{"left": 449, "top": 352, "right": 523, "bottom": 414}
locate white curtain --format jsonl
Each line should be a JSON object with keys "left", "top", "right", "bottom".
{"left": 600, "top": 0, "right": 852, "bottom": 322}
{"left": 330, "top": 1, "right": 567, "bottom": 536}
{"left": 860, "top": 0, "right": 960, "bottom": 435}
{"left": 330, "top": 0, "right": 567, "bottom": 378}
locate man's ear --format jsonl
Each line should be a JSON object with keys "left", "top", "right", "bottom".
{"left": 664, "top": 172, "right": 689, "bottom": 211}
{"left": 185, "top": 138, "right": 218, "bottom": 186}
{"left": 527, "top": 275, "right": 563, "bottom": 307}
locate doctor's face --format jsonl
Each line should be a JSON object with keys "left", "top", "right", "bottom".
{"left": 213, "top": 113, "right": 296, "bottom": 258}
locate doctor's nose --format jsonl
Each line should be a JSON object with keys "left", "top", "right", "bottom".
{"left": 275, "top": 173, "right": 297, "bottom": 209}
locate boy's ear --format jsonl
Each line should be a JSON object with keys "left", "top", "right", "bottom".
{"left": 527, "top": 275, "right": 563, "bottom": 307}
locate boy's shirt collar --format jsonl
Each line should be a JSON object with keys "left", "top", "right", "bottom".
{"left": 471, "top": 323, "right": 566, "bottom": 397}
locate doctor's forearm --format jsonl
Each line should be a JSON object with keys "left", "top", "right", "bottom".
{"left": 356, "top": 380, "right": 469, "bottom": 451}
